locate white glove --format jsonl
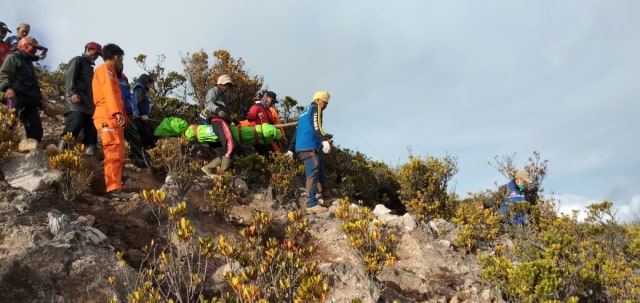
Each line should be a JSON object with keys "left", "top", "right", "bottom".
{"left": 284, "top": 150, "right": 294, "bottom": 158}
{"left": 321, "top": 141, "right": 331, "bottom": 154}
{"left": 140, "top": 115, "right": 149, "bottom": 121}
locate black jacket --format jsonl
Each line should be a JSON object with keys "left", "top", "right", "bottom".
{"left": 64, "top": 54, "right": 95, "bottom": 114}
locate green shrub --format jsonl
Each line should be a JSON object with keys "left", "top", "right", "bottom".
{"left": 147, "top": 137, "right": 202, "bottom": 198}
{"left": 47, "top": 133, "right": 93, "bottom": 201}
{"left": 233, "top": 153, "right": 270, "bottom": 188}
{"left": 0, "top": 106, "right": 19, "bottom": 163}
{"left": 335, "top": 198, "right": 397, "bottom": 300}
{"left": 397, "top": 155, "right": 458, "bottom": 221}
{"left": 451, "top": 194, "right": 502, "bottom": 253}
{"left": 267, "top": 152, "right": 305, "bottom": 205}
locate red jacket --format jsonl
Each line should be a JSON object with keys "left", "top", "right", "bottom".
{"left": 247, "top": 102, "right": 273, "bottom": 125}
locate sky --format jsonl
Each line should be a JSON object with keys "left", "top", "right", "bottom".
{"left": 4, "top": 0, "right": 639, "bottom": 222}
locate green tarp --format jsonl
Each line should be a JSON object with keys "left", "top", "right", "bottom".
{"left": 155, "top": 117, "right": 282, "bottom": 145}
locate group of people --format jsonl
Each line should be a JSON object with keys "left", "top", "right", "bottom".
{"left": 0, "top": 20, "right": 336, "bottom": 212}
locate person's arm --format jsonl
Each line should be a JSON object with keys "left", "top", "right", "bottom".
{"left": 247, "top": 105, "right": 260, "bottom": 123}
{"left": 311, "top": 104, "right": 327, "bottom": 141}
{"left": 0, "top": 53, "right": 17, "bottom": 93}
{"left": 204, "top": 87, "right": 220, "bottom": 114}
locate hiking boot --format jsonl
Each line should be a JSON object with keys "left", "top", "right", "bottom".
{"left": 105, "top": 190, "right": 130, "bottom": 200}
{"left": 305, "top": 205, "right": 328, "bottom": 215}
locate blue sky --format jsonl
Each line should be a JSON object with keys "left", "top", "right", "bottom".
{"left": 4, "top": 0, "right": 639, "bottom": 221}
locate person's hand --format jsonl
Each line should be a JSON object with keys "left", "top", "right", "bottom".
{"left": 140, "top": 115, "right": 149, "bottom": 121}
{"left": 257, "top": 112, "right": 264, "bottom": 121}
{"left": 114, "top": 113, "right": 125, "bottom": 127}
{"left": 321, "top": 141, "right": 331, "bottom": 154}
{"left": 285, "top": 151, "right": 294, "bottom": 159}
{"left": 5, "top": 88, "right": 15, "bottom": 100}
{"left": 71, "top": 94, "right": 80, "bottom": 104}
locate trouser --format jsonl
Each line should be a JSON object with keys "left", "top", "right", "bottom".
{"left": 95, "top": 118, "right": 125, "bottom": 193}
{"left": 124, "top": 114, "right": 145, "bottom": 167}
{"left": 61, "top": 111, "right": 97, "bottom": 145}
{"left": 298, "top": 150, "right": 326, "bottom": 208}
{"left": 16, "top": 105, "right": 43, "bottom": 142}
{"left": 135, "top": 119, "right": 156, "bottom": 149}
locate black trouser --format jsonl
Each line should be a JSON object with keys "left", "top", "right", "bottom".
{"left": 61, "top": 111, "right": 97, "bottom": 145}
{"left": 135, "top": 119, "right": 156, "bottom": 149}
{"left": 17, "top": 105, "right": 43, "bottom": 142}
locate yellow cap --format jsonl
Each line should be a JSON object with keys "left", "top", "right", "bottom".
{"left": 313, "top": 91, "right": 330, "bottom": 103}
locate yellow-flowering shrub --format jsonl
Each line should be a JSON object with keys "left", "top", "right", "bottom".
{"left": 47, "top": 132, "right": 93, "bottom": 201}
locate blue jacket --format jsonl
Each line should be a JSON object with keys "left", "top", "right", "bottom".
{"left": 295, "top": 102, "right": 327, "bottom": 152}
{"left": 131, "top": 82, "right": 150, "bottom": 116}
{"left": 118, "top": 76, "right": 133, "bottom": 115}
{"left": 500, "top": 179, "right": 527, "bottom": 224}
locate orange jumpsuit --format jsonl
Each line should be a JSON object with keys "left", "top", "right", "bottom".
{"left": 92, "top": 63, "right": 128, "bottom": 192}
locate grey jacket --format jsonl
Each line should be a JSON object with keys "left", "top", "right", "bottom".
{"left": 0, "top": 51, "right": 42, "bottom": 108}
{"left": 204, "top": 85, "right": 230, "bottom": 121}
{"left": 64, "top": 54, "right": 95, "bottom": 114}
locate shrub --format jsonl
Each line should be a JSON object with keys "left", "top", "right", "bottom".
{"left": 267, "top": 152, "right": 305, "bottom": 205}
{"left": 110, "top": 189, "right": 215, "bottom": 303}
{"left": 480, "top": 201, "right": 640, "bottom": 302}
{"left": 397, "top": 155, "right": 458, "bottom": 221}
{"left": 47, "top": 133, "right": 93, "bottom": 201}
{"left": 214, "top": 211, "right": 330, "bottom": 302}
{"left": 335, "top": 198, "right": 397, "bottom": 301}
{"left": 451, "top": 194, "right": 502, "bottom": 253}
{"left": 147, "top": 137, "right": 202, "bottom": 198}
{"left": 0, "top": 106, "right": 19, "bottom": 163}
{"left": 324, "top": 148, "right": 401, "bottom": 211}
{"left": 207, "top": 170, "right": 239, "bottom": 218}
{"left": 233, "top": 153, "right": 270, "bottom": 188}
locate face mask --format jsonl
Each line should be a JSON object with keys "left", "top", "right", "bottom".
{"left": 517, "top": 184, "right": 526, "bottom": 191}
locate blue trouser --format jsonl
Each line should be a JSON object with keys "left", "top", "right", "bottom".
{"left": 298, "top": 150, "right": 326, "bottom": 207}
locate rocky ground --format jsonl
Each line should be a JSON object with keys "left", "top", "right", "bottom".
{"left": 0, "top": 101, "right": 504, "bottom": 303}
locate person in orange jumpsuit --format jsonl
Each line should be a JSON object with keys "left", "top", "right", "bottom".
{"left": 92, "top": 43, "right": 129, "bottom": 199}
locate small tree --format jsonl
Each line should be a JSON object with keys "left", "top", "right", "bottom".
{"left": 181, "top": 50, "right": 263, "bottom": 120}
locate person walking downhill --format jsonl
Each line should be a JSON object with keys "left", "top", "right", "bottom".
{"left": 201, "top": 74, "right": 236, "bottom": 177}
{"left": 0, "top": 37, "right": 46, "bottom": 143}
{"left": 58, "top": 42, "right": 102, "bottom": 155}
{"left": 295, "top": 91, "right": 333, "bottom": 214}
{"left": 92, "top": 43, "right": 129, "bottom": 199}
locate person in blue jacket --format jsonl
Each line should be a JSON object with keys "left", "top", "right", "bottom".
{"left": 131, "top": 74, "right": 155, "bottom": 150}
{"left": 499, "top": 170, "right": 532, "bottom": 224}
{"left": 295, "top": 91, "right": 333, "bottom": 214}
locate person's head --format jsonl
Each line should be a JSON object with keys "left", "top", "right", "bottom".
{"left": 264, "top": 91, "right": 277, "bottom": 107}
{"left": 138, "top": 74, "right": 154, "bottom": 90}
{"left": 0, "top": 22, "right": 11, "bottom": 39}
{"left": 84, "top": 41, "right": 102, "bottom": 62}
{"left": 101, "top": 43, "right": 125, "bottom": 73}
{"left": 312, "top": 91, "right": 330, "bottom": 110}
{"left": 16, "top": 23, "right": 30, "bottom": 38}
{"left": 216, "top": 74, "right": 234, "bottom": 93}
{"left": 17, "top": 37, "right": 45, "bottom": 57}
{"left": 514, "top": 170, "right": 531, "bottom": 190}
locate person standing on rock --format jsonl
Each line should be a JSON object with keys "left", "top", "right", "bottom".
{"left": 58, "top": 42, "right": 102, "bottom": 155}
{"left": 92, "top": 43, "right": 129, "bottom": 200}
{"left": 295, "top": 91, "right": 333, "bottom": 214}
{"left": 0, "top": 37, "right": 46, "bottom": 143}
{"left": 130, "top": 74, "right": 156, "bottom": 150}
